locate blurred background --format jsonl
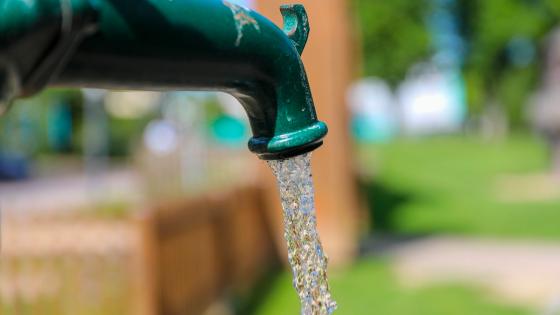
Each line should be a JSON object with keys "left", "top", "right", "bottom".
{"left": 2, "top": 0, "right": 560, "bottom": 314}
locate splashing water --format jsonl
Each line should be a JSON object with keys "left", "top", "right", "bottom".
{"left": 267, "top": 153, "right": 337, "bottom": 315}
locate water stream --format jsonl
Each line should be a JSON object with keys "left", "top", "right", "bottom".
{"left": 267, "top": 153, "right": 337, "bottom": 315}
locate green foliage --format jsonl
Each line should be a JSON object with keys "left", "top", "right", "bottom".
{"left": 458, "top": 0, "right": 560, "bottom": 126}
{"left": 0, "top": 88, "right": 83, "bottom": 155}
{"left": 351, "top": 0, "right": 433, "bottom": 86}
{"left": 1, "top": 88, "right": 157, "bottom": 157}
{"left": 353, "top": 0, "right": 560, "bottom": 127}
{"left": 252, "top": 259, "right": 530, "bottom": 315}
{"left": 359, "top": 135, "right": 560, "bottom": 238}
{"left": 107, "top": 116, "right": 152, "bottom": 157}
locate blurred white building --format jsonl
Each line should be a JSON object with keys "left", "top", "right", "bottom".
{"left": 397, "top": 64, "right": 465, "bottom": 136}
{"left": 348, "top": 67, "right": 466, "bottom": 142}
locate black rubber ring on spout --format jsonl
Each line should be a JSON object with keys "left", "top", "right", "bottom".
{"left": 256, "top": 141, "right": 323, "bottom": 161}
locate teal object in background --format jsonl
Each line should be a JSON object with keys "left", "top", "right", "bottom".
{"left": 352, "top": 116, "right": 395, "bottom": 143}
{"left": 347, "top": 78, "right": 398, "bottom": 144}
{"left": 0, "top": 0, "right": 327, "bottom": 160}
{"left": 211, "top": 115, "right": 248, "bottom": 147}
{"left": 47, "top": 102, "right": 73, "bottom": 152}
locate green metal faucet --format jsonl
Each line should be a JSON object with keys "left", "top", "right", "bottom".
{"left": 0, "top": 0, "right": 327, "bottom": 160}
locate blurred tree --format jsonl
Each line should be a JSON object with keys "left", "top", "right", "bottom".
{"left": 0, "top": 88, "right": 83, "bottom": 156}
{"left": 353, "top": 0, "right": 560, "bottom": 130}
{"left": 530, "top": 28, "right": 560, "bottom": 176}
{"left": 351, "top": 0, "right": 434, "bottom": 86}
{"left": 457, "top": 0, "right": 560, "bottom": 128}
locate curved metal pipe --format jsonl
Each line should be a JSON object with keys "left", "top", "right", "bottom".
{"left": 0, "top": 0, "right": 327, "bottom": 160}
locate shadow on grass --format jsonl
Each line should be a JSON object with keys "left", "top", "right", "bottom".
{"left": 359, "top": 178, "right": 415, "bottom": 233}
{"left": 358, "top": 178, "right": 436, "bottom": 256}
{"left": 233, "top": 266, "right": 283, "bottom": 315}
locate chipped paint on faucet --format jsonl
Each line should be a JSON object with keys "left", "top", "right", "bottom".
{"left": 223, "top": 0, "right": 260, "bottom": 46}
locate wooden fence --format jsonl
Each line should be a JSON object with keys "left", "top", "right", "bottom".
{"left": 1, "top": 184, "right": 278, "bottom": 315}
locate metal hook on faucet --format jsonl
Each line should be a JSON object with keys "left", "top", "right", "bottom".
{"left": 280, "top": 4, "right": 310, "bottom": 55}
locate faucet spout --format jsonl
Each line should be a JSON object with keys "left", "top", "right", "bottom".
{"left": 0, "top": 0, "right": 327, "bottom": 160}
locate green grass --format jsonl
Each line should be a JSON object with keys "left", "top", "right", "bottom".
{"left": 251, "top": 259, "right": 530, "bottom": 315}
{"left": 359, "top": 134, "right": 560, "bottom": 238}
